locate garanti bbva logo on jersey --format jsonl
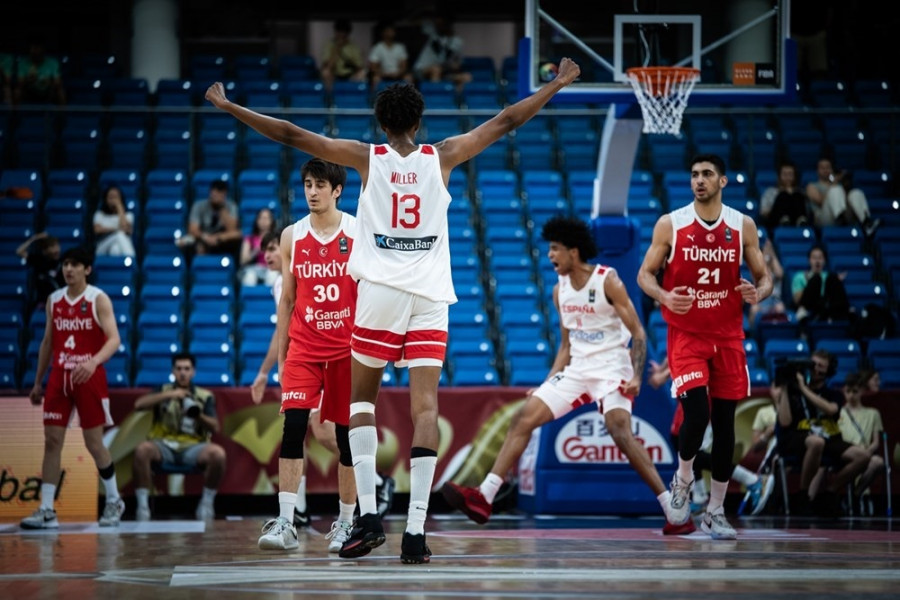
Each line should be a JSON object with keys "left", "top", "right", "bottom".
{"left": 374, "top": 234, "right": 437, "bottom": 251}
{"left": 338, "top": 237, "right": 349, "bottom": 254}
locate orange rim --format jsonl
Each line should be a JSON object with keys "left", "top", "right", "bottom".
{"left": 626, "top": 67, "right": 700, "bottom": 96}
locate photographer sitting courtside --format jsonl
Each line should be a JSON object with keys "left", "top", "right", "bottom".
{"left": 772, "top": 349, "right": 869, "bottom": 516}
{"left": 132, "top": 353, "right": 226, "bottom": 521}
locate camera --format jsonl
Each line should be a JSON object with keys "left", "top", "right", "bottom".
{"left": 773, "top": 357, "right": 815, "bottom": 387}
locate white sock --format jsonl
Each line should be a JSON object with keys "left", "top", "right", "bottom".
{"left": 135, "top": 488, "right": 150, "bottom": 510}
{"left": 349, "top": 426, "right": 379, "bottom": 515}
{"left": 338, "top": 500, "right": 355, "bottom": 524}
{"left": 279, "top": 492, "right": 297, "bottom": 521}
{"left": 40, "top": 483, "right": 56, "bottom": 511}
{"left": 101, "top": 473, "right": 120, "bottom": 502}
{"left": 374, "top": 472, "right": 383, "bottom": 487}
{"left": 295, "top": 476, "right": 307, "bottom": 512}
{"left": 708, "top": 479, "right": 728, "bottom": 514}
{"left": 657, "top": 490, "right": 671, "bottom": 512}
{"left": 201, "top": 487, "right": 217, "bottom": 505}
{"left": 731, "top": 465, "right": 758, "bottom": 487}
{"left": 677, "top": 458, "right": 695, "bottom": 485}
{"left": 479, "top": 473, "right": 504, "bottom": 504}
{"left": 407, "top": 455, "right": 437, "bottom": 535}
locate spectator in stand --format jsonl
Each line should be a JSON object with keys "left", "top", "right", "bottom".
{"left": 837, "top": 372, "right": 885, "bottom": 514}
{"left": 758, "top": 161, "right": 811, "bottom": 235}
{"left": 748, "top": 238, "right": 786, "bottom": 329}
{"left": 857, "top": 368, "right": 881, "bottom": 394}
{"left": 319, "top": 19, "right": 367, "bottom": 91}
{"left": 180, "top": 180, "right": 242, "bottom": 258}
{"left": 413, "top": 13, "right": 472, "bottom": 90}
{"left": 16, "top": 232, "right": 63, "bottom": 308}
{"left": 368, "top": 21, "right": 413, "bottom": 88}
{"left": 13, "top": 33, "right": 65, "bottom": 105}
{"left": 92, "top": 185, "right": 136, "bottom": 257}
{"left": 239, "top": 207, "right": 278, "bottom": 286}
{"left": 833, "top": 170, "right": 881, "bottom": 237}
{"left": 790, "top": 244, "right": 850, "bottom": 324}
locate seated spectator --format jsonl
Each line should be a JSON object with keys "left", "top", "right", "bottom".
{"left": 15, "top": 231, "right": 63, "bottom": 308}
{"left": 837, "top": 372, "right": 885, "bottom": 514}
{"left": 13, "top": 33, "right": 65, "bottom": 105}
{"left": 239, "top": 207, "right": 279, "bottom": 286}
{"left": 368, "top": 21, "right": 413, "bottom": 88}
{"left": 131, "top": 352, "right": 227, "bottom": 521}
{"left": 319, "top": 19, "right": 367, "bottom": 91}
{"left": 772, "top": 349, "right": 869, "bottom": 516}
{"left": 832, "top": 170, "right": 881, "bottom": 237}
{"left": 413, "top": 13, "right": 472, "bottom": 89}
{"left": 180, "top": 180, "right": 242, "bottom": 258}
{"left": 93, "top": 185, "right": 136, "bottom": 257}
{"left": 758, "top": 160, "right": 810, "bottom": 235}
{"left": 748, "top": 237, "right": 787, "bottom": 328}
{"left": 857, "top": 368, "right": 881, "bottom": 394}
{"left": 790, "top": 244, "right": 850, "bottom": 323}
{"left": 804, "top": 157, "right": 874, "bottom": 230}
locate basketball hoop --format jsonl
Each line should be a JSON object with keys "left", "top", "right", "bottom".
{"left": 626, "top": 66, "right": 700, "bottom": 135}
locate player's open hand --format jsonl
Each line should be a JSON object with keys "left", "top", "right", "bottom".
{"left": 250, "top": 373, "right": 268, "bottom": 404}
{"left": 664, "top": 285, "right": 695, "bottom": 314}
{"left": 555, "top": 58, "right": 581, "bottom": 86}
{"left": 205, "top": 82, "right": 229, "bottom": 108}
{"left": 29, "top": 383, "right": 43, "bottom": 406}
{"left": 735, "top": 278, "right": 759, "bottom": 304}
{"left": 71, "top": 359, "right": 98, "bottom": 385}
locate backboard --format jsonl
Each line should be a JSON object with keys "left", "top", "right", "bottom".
{"left": 521, "top": 0, "right": 794, "bottom": 107}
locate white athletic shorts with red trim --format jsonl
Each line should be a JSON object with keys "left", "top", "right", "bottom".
{"left": 351, "top": 280, "right": 449, "bottom": 364}
{"left": 533, "top": 349, "right": 634, "bottom": 420}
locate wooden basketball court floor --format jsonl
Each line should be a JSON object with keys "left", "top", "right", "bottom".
{"left": 2, "top": 512, "right": 898, "bottom": 599}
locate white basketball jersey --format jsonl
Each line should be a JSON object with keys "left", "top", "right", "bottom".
{"left": 348, "top": 143, "right": 457, "bottom": 303}
{"left": 558, "top": 265, "right": 631, "bottom": 359}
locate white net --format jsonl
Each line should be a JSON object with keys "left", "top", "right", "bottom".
{"left": 626, "top": 67, "right": 700, "bottom": 135}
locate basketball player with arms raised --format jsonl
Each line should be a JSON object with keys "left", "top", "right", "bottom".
{"left": 637, "top": 153, "right": 772, "bottom": 539}
{"left": 206, "top": 57, "right": 580, "bottom": 563}
{"left": 21, "top": 247, "right": 125, "bottom": 529}
{"left": 256, "top": 158, "right": 359, "bottom": 553}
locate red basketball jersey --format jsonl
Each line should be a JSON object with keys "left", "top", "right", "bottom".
{"left": 661, "top": 203, "right": 746, "bottom": 340}
{"left": 286, "top": 213, "right": 357, "bottom": 362}
{"left": 49, "top": 285, "right": 109, "bottom": 370}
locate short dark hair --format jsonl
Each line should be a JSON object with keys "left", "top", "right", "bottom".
{"left": 690, "top": 153, "right": 727, "bottom": 176}
{"left": 843, "top": 371, "right": 862, "bottom": 389}
{"left": 540, "top": 215, "right": 598, "bottom": 261}
{"left": 172, "top": 352, "right": 196, "bottom": 367}
{"left": 334, "top": 19, "right": 352, "bottom": 33}
{"left": 300, "top": 158, "right": 347, "bottom": 199}
{"left": 374, "top": 83, "right": 424, "bottom": 135}
{"left": 210, "top": 179, "right": 229, "bottom": 193}
{"left": 261, "top": 229, "right": 281, "bottom": 250}
{"left": 808, "top": 243, "right": 827, "bottom": 261}
{"left": 60, "top": 246, "right": 93, "bottom": 268}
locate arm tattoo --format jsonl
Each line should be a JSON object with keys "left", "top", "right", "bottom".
{"left": 630, "top": 337, "right": 647, "bottom": 379}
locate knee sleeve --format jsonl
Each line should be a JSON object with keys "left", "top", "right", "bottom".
{"left": 678, "top": 387, "right": 710, "bottom": 460}
{"left": 335, "top": 424, "right": 352, "bottom": 467}
{"left": 280, "top": 409, "right": 310, "bottom": 460}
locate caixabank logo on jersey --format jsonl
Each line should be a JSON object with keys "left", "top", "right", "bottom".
{"left": 553, "top": 413, "right": 673, "bottom": 465}
{"left": 374, "top": 234, "right": 437, "bottom": 251}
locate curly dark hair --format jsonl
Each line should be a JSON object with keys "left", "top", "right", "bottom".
{"left": 540, "top": 215, "right": 598, "bottom": 261}
{"left": 374, "top": 83, "right": 424, "bottom": 135}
